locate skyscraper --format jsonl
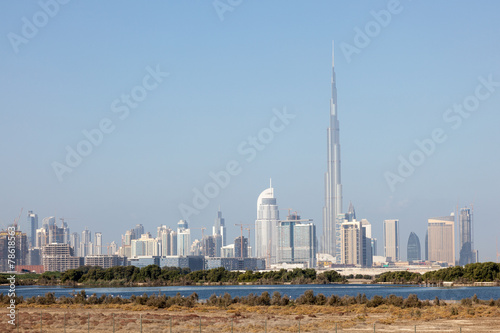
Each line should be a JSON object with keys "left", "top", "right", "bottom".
{"left": 131, "top": 232, "right": 160, "bottom": 257}
{"left": 109, "top": 241, "right": 117, "bottom": 255}
{"left": 234, "top": 236, "right": 249, "bottom": 259}
{"left": 407, "top": 232, "right": 421, "bottom": 262}
{"left": 158, "top": 225, "right": 177, "bottom": 256}
{"left": 27, "top": 211, "right": 38, "bottom": 248}
{"left": 459, "top": 207, "right": 475, "bottom": 265}
{"left": 80, "top": 227, "right": 91, "bottom": 257}
{"left": 277, "top": 213, "right": 316, "bottom": 268}
{"left": 213, "top": 208, "right": 226, "bottom": 247}
{"left": 255, "top": 181, "right": 279, "bottom": 265}
{"left": 70, "top": 232, "right": 80, "bottom": 256}
{"left": 95, "top": 232, "right": 102, "bottom": 255}
{"left": 177, "top": 220, "right": 191, "bottom": 256}
{"left": 42, "top": 216, "right": 55, "bottom": 231}
{"left": 428, "top": 215, "right": 455, "bottom": 266}
{"left": 323, "top": 43, "right": 343, "bottom": 257}
{"left": 384, "top": 219, "right": 400, "bottom": 262}
{"left": 134, "top": 224, "right": 145, "bottom": 239}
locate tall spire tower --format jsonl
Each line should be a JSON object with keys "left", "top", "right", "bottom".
{"left": 323, "top": 42, "right": 343, "bottom": 257}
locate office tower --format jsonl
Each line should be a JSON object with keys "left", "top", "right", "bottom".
{"left": 360, "top": 219, "right": 373, "bottom": 267}
{"left": 158, "top": 226, "right": 177, "bottom": 256}
{"left": 323, "top": 44, "right": 343, "bottom": 257}
{"left": 109, "top": 241, "right": 117, "bottom": 255}
{"left": 213, "top": 208, "right": 227, "bottom": 247}
{"left": 134, "top": 224, "right": 145, "bottom": 239}
{"left": 255, "top": 181, "right": 279, "bottom": 265}
{"left": 81, "top": 227, "right": 91, "bottom": 257}
{"left": 235, "top": 236, "right": 249, "bottom": 259}
{"left": 384, "top": 219, "right": 400, "bottom": 262}
{"left": 95, "top": 232, "right": 102, "bottom": 255}
{"left": 428, "top": 215, "right": 455, "bottom": 266}
{"left": 425, "top": 231, "right": 428, "bottom": 261}
{"left": 202, "top": 235, "right": 221, "bottom": 257}
{"left": 277, "top": 213, "right": 317, "bottom": 268}
{"left": 27, "top": 211, "right": 38, "bottom": 248}
{"left": 459, "top": 207, "right": 475, "bottom": 265}
{"left": 131, "top": 232, "right": 160, "bottom": 257}
{"left": 407, "top": 232, "right": 421, "bottom": 262}
{"left": 177, "top": 220, "right": 191, "bottom": 256}
{"left": 69, "top": 232, "right": 80, "bottom": 256}
{"left": 0, "top": 230, "right": 28, "bottom": 271}
{"left": 371, "top": 238, "right": 378, "bottom": 256}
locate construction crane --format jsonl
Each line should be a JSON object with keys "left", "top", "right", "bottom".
{"left": 191, "top": 227, "right": 206, "bottom": 239}
{"left": 101, "top": 242, "right": 114, "bottom": 255}
{"left": 13, "top": 208, "right": 23, "bottom": 230}
{"left": 59, "top": 217, "right": 76, "bottom": 225}
{"left": 234, "top": 223, "right": 252, "bottom": 258}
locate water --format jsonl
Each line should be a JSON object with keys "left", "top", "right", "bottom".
{"left": 12, "top": 284, "right": 500, "bottom": 301}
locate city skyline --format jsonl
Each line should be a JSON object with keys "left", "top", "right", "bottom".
{"left": 2, "top": 2, "right": 500, "bottom": 261}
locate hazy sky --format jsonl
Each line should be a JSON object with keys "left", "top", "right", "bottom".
{"left": 1, "top": 1, "right": 499, "bottom": 261}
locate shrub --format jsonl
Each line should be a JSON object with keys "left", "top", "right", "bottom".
{"left": 403, "top": 294, "right": 421, "bottom": 308}
{"left": 461, "top": 298, "right": 473, "bottom": 306}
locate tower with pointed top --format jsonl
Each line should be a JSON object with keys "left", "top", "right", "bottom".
{"left": 323, "top": 42, "right": 343, "bottom": 257}
{"left": 255, "top": 181, "right": 279, "bottom": 266}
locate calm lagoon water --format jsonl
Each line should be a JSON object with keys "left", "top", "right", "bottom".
{"left": 13, "top": 284, "right": 500, "bottom": 301}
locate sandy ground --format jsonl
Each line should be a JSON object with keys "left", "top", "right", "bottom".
{"left": 3, "top": 303, "right": 500, "bottom": 332}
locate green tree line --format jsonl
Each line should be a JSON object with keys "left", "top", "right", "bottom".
{"left": 375, "top": 262, "right": 500, "bottom": 284}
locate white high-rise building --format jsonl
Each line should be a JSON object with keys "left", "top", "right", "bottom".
{"left": 255, "top": 180, "right": 279, "bottom": 265}
{"left": 177, "top": 220, "right": 191, "bottom": 256}
{"left": 95, "top": 232, "right": 102, "bottom": 255}
{"left": 384, "top": 219, "right": 400, "bottom": 262}
{"left": 109, "top": 241, "right": 117, "bottom": 255}
{"left": 158, "top": 225, "right": 177, "bottom": 256}
{"left": 428, "top": 215, "right": 455, "bottom": 266}
{"left": 340, "top": 219, "right": 372, "bottom": 267}
{"left": 131, "top": 232, "right": 160, "bottom": 257}
{"left": 36, "top": 228, "right": 48, "bottom": 248}
{"left": 323, "top": 43, "right": 343, "bottom": 257}
{"left": 81, "top": 228, "right": 92, "bottom": 257}
{"left": 70, "top": 232, "right": 80, "bottom": 256}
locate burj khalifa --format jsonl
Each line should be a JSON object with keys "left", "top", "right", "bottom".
{"left": 322, "top": 43, "right": 342, "bottom": 257}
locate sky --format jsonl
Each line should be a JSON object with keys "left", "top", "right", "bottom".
{"left": 1, "top": 1, "right": 499, "bottom": 261}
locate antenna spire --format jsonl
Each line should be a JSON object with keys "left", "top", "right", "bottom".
{"left": 332, "top": 40, "right": 335, "bottom": 67}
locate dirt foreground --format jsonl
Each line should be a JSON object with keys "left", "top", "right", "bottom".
{"left": 4, "top": 303, "right": 500, "bottom": 332}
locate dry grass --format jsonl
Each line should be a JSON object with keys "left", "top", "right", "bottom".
{"left": 4, "top": 303, "right": 500, "bottom": 332}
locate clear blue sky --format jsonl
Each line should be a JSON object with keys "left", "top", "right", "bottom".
{"left": 1, "top": 1, "right": 499, "bottom": 261}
